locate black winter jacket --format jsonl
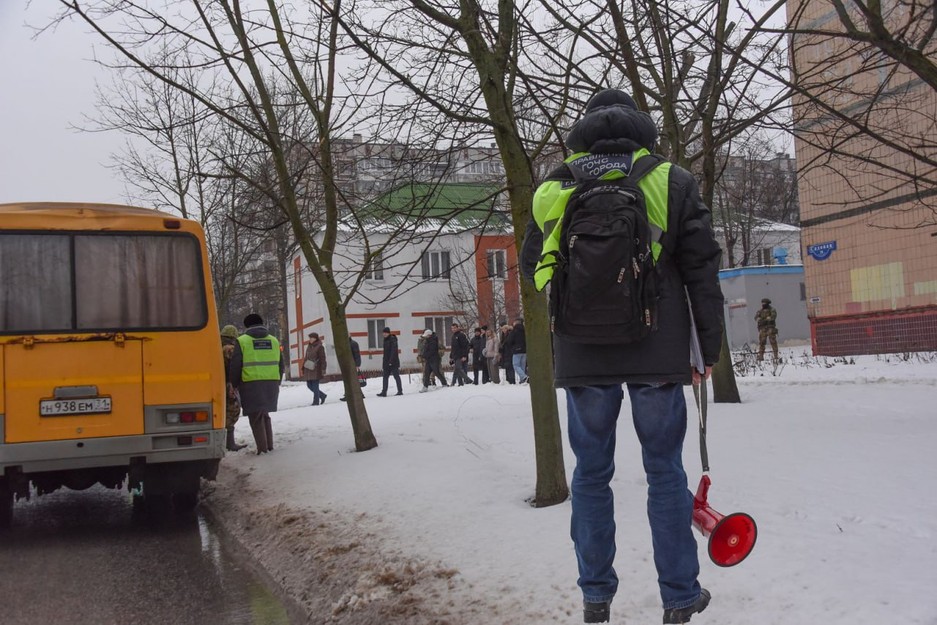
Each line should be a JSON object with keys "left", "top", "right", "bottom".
{"left": 382, "top": 334, "right": 400, "bottom": 370}
{"left": 509, "top": 323, "right": 526, "bottom": 354}
{"left": 522, "top": 103, "right": 724, "bottom": 387}
{"left": 470, "top": 335, "right": 486, "bottom": 364}
{"left": 350, "top": 338, "right": 362, "bottom": 367}
{"left": 449, "top": 330, "right": 470, "bottom": 360}
{"left": 421, "top": 334, "right": 442, "bottom": 362}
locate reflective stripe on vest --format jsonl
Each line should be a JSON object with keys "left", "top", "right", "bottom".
{"left": 238, "top": 334, "right": 281, "bottom": 382}
{"left": 531, "top": 148, "right": 672, "bottom": 291}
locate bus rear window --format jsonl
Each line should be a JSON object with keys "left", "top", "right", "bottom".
{"left": 0, "top": 232, "right": 207, "bottom": 333}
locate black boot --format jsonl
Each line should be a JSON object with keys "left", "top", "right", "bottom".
{"left": 226, "top": 426, "right": 246, "bottom": 452}
{"left": 583, "top": 600, "right": 611, "bottom": 623}
{"left": 663, "top": 589, "right": 710, "bottom": 624}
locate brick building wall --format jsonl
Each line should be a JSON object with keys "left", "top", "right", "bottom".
{"left": 788, "top": 0, "right": 937, "bottom": 355}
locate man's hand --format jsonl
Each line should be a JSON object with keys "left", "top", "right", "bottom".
{"left": 692, "top": 366, "right": 713, "bottom": 386}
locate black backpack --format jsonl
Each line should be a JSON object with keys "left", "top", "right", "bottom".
{"left": 550, "top": 154, "right": 664, "bottom": 344}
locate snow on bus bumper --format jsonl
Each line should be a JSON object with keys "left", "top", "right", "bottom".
{"left": 0, "top": 414, "right": 225, "bottom": 476}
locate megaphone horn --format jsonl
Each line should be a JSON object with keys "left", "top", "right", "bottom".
{"left": 692, "top": 475, "right": 758, "bottom": 567}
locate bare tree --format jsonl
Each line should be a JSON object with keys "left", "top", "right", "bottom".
{"left": 54, "top": 0, "right": 387, "bottom": 450}
{"left": 335, "top": 0, "right": 570, "bottom": 506}
{"left": 768, "top": 0, "right": 937, "bottom": 222}
{"left": 713, "top": 135, "right": 799, "bottom": 267}
{"left": 86, "top": 68, "right": 290, "bottom": 325}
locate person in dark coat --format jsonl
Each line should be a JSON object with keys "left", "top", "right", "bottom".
{"left": 301, "top": 332, "right": 328, "bottom": 405}
{"left": 419, "top": 329, "right": 448, "bottom": 392}
{"left": 341, "top": 335, "right": 363, "bottom": 402}
{"left": 230, "top": 313, "right": 285, "bottom": 454}
{"left": 499, "top": 324, "right": 515, "bottom": 384}
{"left": 470, "top": 327, "right": 489, "bottom": 384}
{"left": 377, "top": 327, "right": 403, "bottom": 396}
{"left": 448, "top": 322, "right": 472, "bottom": 386}
{"left": 522, "top": 89, "right": 724, "bottom": 624}
{"left": 509, "top": 318, "right": 528, "bottom": 383}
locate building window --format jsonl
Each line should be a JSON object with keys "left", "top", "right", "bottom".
{"left": 800, "top": 282, "right": 807, "bottom": 301}
{"left": 421, "top": 250, "right": 451, "bottom": 280}
{"left": 486, "top": 249, "right": 506, "bottom": 280}
{"left": 754, "top": 248, "right": 773, "bottom": 266}
{"left": 367, "top": 319, "right": 386, "bottom": 350}
{"left": 425, "top": 316, "right": 453, "bottom": 348}
{"left": 365, "top": 252, "right": 384, "bottom": 281}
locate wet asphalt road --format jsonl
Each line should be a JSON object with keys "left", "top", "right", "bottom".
{"left": 0, "top": 486, "right": 295, "bottom": 625}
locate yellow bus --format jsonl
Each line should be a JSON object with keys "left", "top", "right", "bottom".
{"left": 0, "top": 203, "right": 226, "bottom": 526}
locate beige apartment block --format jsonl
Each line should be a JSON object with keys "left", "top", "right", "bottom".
{"left": 788, "top": 0, "right": 937, "bottom": 355}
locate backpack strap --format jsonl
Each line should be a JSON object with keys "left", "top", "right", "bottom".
{"left": 626, "top": 153, "right": 665, "bottom": 183}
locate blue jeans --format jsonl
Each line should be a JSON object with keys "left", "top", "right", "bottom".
{"left": 566, "top": 383, "right": 700, "bottom": 610}
{"left": 512, "top": 353, "right": 528, "bottom": 383}
{"left": 305, "top": 380, "right": 326, "bottom": 404}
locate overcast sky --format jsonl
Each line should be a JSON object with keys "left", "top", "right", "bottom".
{"left": 0, "top": 1, "right": 126, "bottom": 204}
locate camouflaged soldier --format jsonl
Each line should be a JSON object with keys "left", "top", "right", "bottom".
{"left": 755, "top": 298, "right": 779, "bottom": 361}
{"left": 221, "top": 325, "right": 247, "bottom": 451}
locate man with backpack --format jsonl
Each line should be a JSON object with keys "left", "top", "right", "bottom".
{"left": 522, "top": 89, "right": 724, "bottom": 624}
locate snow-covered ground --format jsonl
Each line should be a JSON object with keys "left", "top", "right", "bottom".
{"left": 222, "top": 348, "right": 937, "bottom": 624}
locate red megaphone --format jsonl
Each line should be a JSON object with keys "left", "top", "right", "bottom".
{"left": 692, "top": 475, "right": 757, "bottom": 567}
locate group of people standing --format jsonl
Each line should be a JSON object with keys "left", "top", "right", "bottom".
{"left": 417, "top": 318, "right": 528, "bottom": 392}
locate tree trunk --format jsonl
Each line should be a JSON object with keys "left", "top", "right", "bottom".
{"left": 326, "top": 299, "right": 379, "bottom": 451}
{"left": 501, "top": 139, "right": 568, "bottom": 507}
{"left": 520, "top": 279, "right": 569, "bottom": 506}
{"left": 451, "top": 6, "right": 568, "bottom": 508}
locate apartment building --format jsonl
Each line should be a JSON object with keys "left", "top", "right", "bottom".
{"left": 788, "top": 0, "right": 937, "bottom": 355}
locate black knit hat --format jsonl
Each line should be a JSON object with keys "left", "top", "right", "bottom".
{"left": 586, "top": 89, "right": 637, "bottom": 112}
{"left": 243, "top": 313, "right": 264, "bottom": 327}
{"left": 383, "top": 327, "right": 391, "bottom": 333}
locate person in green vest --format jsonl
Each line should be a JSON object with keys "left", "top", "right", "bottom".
{"left": 755, "top": 298, "right": 779, "bottom": 361}
{"left": 521, "top": 89, "right": 723, "bottom": 625}
{"left": 230, "top": 313, "right": 284, "bottom": 455}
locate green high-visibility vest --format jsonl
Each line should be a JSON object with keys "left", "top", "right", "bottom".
{"left": 531, "top": 148, "right": 672, "bottom": 291}
{"left": 238, "top": 333, "right": 281, "bottom": 382}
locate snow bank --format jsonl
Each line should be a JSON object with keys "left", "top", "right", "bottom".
{"left": 207, "top": 350, "right": 937, "bottom": 624}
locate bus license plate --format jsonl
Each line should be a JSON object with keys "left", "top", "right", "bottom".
{"left": 40, "top": 397, "right": 112, "bottom": 417}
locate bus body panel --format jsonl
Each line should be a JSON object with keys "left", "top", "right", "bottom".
{"left": 3, "top": 338, "right": 144, "bottom": 443}
{"left": 142, "top": 336, "right": 225, "bottom": 431}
